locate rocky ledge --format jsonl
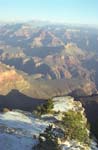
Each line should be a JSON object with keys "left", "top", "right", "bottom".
{"left": 0, "top": 96, "right": 97, "bottom": 150}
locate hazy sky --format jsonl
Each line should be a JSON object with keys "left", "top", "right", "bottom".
{"left": 0, "top": 0, "right": 98, "bottom": 25}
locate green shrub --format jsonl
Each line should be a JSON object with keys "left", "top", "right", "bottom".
{"left": 34, "top": 125, "right": 60, "bottom": 150}
{"left": 34, "top": 99, "right": 54, "bottom": 116}
{"left": 61, "top": 110, "right": 90, "bottom": 144}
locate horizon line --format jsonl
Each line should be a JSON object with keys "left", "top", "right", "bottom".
{"left": 0, "top": 19, "right": 98, "bottom": 28}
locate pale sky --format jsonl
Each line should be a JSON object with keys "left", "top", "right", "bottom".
{"left": 0, "top": 0, "right": 98, "bottom": 25}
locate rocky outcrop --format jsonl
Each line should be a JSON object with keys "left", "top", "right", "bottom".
{"left": 37, "top": 96, "right": 98, "bottom": 150}
{"left": 0, "top": 96, "right": 97, "bottom": 149}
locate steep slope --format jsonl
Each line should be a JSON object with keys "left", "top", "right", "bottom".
{"left": 0, "top": 62, "right": 96, "bottom": 100}
{"left": 0, "top": 63, "right": 31, "bottom": 95}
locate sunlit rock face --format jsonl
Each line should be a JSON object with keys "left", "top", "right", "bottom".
{"left": 0, "top": 63, "right": 31, "bottom": 95}
{"left": 60, "top": 140, "right": 98, "bottom": 150}
{"left": 0, "top": 96, "right": 98, "bottom": 150}
{"left": 52, "top": 96, "right": 83, "bottom": 112}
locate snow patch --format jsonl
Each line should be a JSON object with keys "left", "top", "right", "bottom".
{"left": 52, "top": 96, "right": 82, "bottom": 112}
{"left": 0, "top": 133, "right": 37, "bottom": 150}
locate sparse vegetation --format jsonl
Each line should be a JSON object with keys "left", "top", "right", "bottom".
{"left": 34, "top": 108, "right": 91, "bottom": 150}
{"left": 61, "top": 110, "right": 90, "bottom": 144}
{"left": 34, "top": 99, "right": 54, "bottom": 116}
{"left": 34, "top": 125, "right": 60, "bottom": 150}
